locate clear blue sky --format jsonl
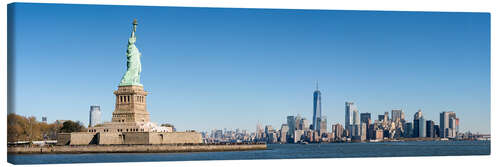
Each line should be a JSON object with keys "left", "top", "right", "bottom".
{"left": 9, "top": 3, "right": 490, "bottom": 134}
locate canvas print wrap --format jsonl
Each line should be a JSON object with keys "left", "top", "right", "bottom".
{"left": 6, "top": 3, "right": 490, "bottom": 165}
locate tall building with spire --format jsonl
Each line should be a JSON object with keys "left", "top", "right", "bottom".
{"left": 312, "top": 81, "right": 322, "bottom": 132}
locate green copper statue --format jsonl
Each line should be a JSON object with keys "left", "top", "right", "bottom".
{"left": 120, "top": 19, "right": 142, "bottom": 86}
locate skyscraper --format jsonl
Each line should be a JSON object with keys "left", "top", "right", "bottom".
{"left": 352, "top": 107, "right": 360, "bottom": 138}
{"left": 418, "top": 117, "right": 426, "bottom": 138}
{"left": 319, "top": 117, "right": 328, "bottom": 136}
{"left": 440, "top": 111, "right": 458, "bottom": 138}
{"left": 287, "top": 116, "right": 295, "bottom": 138}
{"left": 256, "top": 123, "right": 264, "bottom": 139}
{"left": 299, "top": 118, "right": 310, "bottom": 131}
{"left": 312, "top": 82, "right": 322, "bottom": 131}
{"left": 360, "top": 123, "right": 367, "bottom": 141}
{"left": 265, "top": 125, "right": 274, "bottom": 135}
{"left": 449, "top": 112, "right": 459, "bottom": 138}
{"left": 345, "top": 102, "right": 357, "bottom": 137}
{"left": 440, "top": 112, "right": 449, "bottom": 137}
{"left": 378, "top": 115, "right": 385, "bottom": 122}
{"left": 268, "top": 132, "right": 278, "bottom": 143}
{"left": 280, "top": 124, "right": 289, "bottom": 143}
{"left": 391, "top": 109, "right": 404, "bottom": 122}
{"left": 367, "top": 124, "right": 376, "bottom": 140}
{"left": 293, "top": 130, "right": 304, "bottom": 143}
{"left": 449, "top": 117, "right": 457, "bottom": 138}
{"left": 353, "top": 124, "right": 361, "bottom": 138}
{"left": 434, "top": 125, "right": 440, "bottom": 138}
{"left": 360, "top": 113, "right": 371, "bottom": 125}
{"left": 353, "top": 109, "right": 360, "bottom": 126}
{"left": 384, "top": 112, "right": 389, "bottom": 122}
{"left": 89, "top": 105, "right": 102, "bottom": 127}
{"left": 404, "top": 122, "right": 413, "bottom": 137}
{"left": 426, "top": 120, "right": 435, "bottom": 138}
{"left": 378, "top": 112, "right": 389, "bottom": 124}
{"left": 360, "top": 113, "right": 371, "bottom": 139}
{"left": 295, "top": 115, "right": 303, "bottom": 131}
{"left": 413, "top": 109, "right": 423, "bottom": 138}
{"left": 332, "top": 123, "right": 343, "bottom": 140}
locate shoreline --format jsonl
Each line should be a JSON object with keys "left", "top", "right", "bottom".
{"left": 8, "top": 143, "right": 267, "bottom": 154}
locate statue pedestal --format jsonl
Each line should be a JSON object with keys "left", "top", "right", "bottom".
{"left": 112, "top": 85, "right": 150, "bottom": 123}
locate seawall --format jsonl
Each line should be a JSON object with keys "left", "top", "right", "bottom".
{"left": 8, "top": 144, "right": 267, "bottom": 154}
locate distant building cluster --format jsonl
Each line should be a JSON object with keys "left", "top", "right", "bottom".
{"left": 202, "top": 129, "right": 254, "bottom": 143}
{"left": 244, "top": 110, "right": 461, "bottom": 144}
{"left": 202, "top": 82, "right": 474, "bottom": 144}
{"left": 337, "top": 107, "right": 461, "bottom": 142}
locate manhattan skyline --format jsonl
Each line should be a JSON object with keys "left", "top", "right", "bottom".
{"left": 8, "top": 3, "right": 490, "bottom": 133}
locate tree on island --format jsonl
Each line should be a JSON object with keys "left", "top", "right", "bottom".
{"left": 7, "top": 113, "right": 28, "bottom": 142}
{"left": 7, "top": 113, "right": 59, "bottom": 142}
{"left": 59, "top": 120, "right": 86, "bottom": 133}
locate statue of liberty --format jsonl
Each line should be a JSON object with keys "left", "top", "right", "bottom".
{"left": 120, "top": 19, "right": 142, "bottom": 86}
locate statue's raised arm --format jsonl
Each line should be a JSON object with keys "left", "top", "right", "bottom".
{"left": 131, "top": 19, "right": 138, "bottom": 38}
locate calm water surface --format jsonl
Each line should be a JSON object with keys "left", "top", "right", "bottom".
{"left": 8, "top": 141, "right": 490, "bottom": 164}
